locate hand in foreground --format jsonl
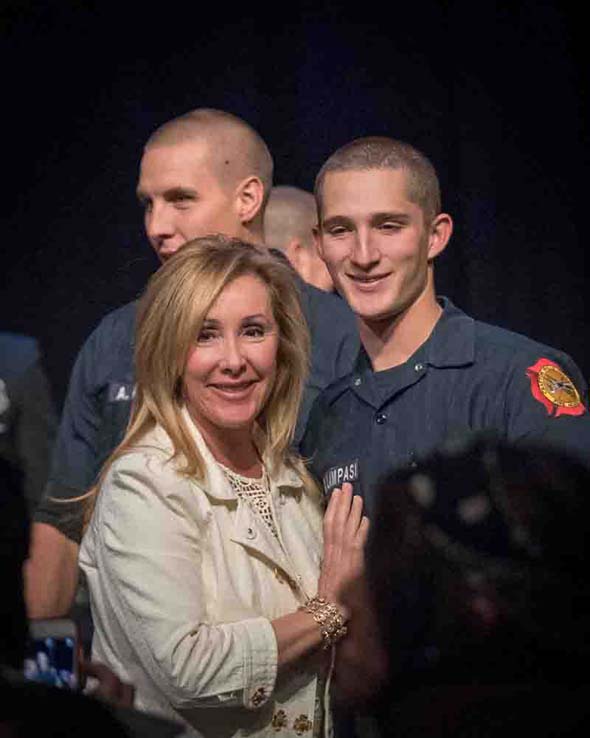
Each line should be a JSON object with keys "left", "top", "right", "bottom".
{"left": 317, "top": 482, "right": 369, "bottom": 617}
{"left": 80, "top": 660, "right": 135, "bottom": 708}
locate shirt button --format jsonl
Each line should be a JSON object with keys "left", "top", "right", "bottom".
{"left": 353, "top": 377, "right": 362, "bottom": 386}
{"left": 375, "top": 412, "right": 387, "bottom": 424}
{"left": 246, "top": 527, "right": 256, "bottom": 539}
{"left": 414, "top": 362, "right": 424, "bottom": 372}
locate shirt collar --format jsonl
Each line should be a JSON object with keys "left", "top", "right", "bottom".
{"left": 351, "top": 296, "right": 475, "bottom": 378}
{"left": 426, "top": 297, "right": 475, "bottom": 368}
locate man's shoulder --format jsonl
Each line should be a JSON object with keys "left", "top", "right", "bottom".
{"left": 78, "top": 301, "right": 137, "bottom": 360}
{"left": 473, "top": 318, "right": 573, "bottom": 367}
{"left": 91, "top": 301, "right": 138, "bottom": 340}
{"left": 65, "top": 301, "right": 137, "bottom": 393}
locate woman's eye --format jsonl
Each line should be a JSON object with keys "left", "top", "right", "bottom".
{"left": 196, "top": 330, "right": 217, "bottom": 343}
{"left": 243, "top": 325, "right": 265, "bottom": 338}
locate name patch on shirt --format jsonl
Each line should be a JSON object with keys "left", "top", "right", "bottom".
{"left": 323, "top": 459, "right": 359, "bottom": 496}
{"left": 107, "top": 382, "right": 136, "bottom": 403}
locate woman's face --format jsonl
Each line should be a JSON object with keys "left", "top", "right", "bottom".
{"left": 183, "top": 273, "right": 279, "bottom": 435}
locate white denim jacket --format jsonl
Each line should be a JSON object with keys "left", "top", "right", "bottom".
{"left": 79, "top": 408, "right": 326, "bottom": 738}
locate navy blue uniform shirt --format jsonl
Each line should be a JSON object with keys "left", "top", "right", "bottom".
{"left": 301, "top": 298, "right": 590, "bottom": 518}
{"left": 35, "top": 278, "right": 359, "bottom": 543}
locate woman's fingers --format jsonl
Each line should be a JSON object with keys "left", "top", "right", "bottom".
{"left": 323, "top": 483, "right": 351, "bottom": 544}
{"left": 322, "top": 486, "right": 368, "bottom": 562}
{"left": 355, "top": 515, "right": 370, "bottom": 547}
{"left": 319, "top": 488, "right": 370, "bottom": 604}
{"left": 344, "top": 493, "right": 364, "bottom": 539}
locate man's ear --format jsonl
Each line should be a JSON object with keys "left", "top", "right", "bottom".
{"left": 235, "top": 176, "right": 265, "bottom": 224}
{"left": 427, "top": 212, "right": 453, "bottom": 261}
{"left": 284, "top": 238, "right": 305, "bottom": 270}
{"left": 312, "top": 225, "right": 326, "bottom": 260}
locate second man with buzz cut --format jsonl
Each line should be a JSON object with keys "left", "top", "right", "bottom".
{"left": 302, "top": 136, "right": 590, "bottom": 516}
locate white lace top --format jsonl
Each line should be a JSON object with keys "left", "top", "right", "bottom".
{"left": 218, "top": 462, "right": 279, "bottom": 539}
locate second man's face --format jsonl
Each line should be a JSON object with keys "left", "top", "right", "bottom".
{"left": 137, "top": 139, "right": 242, "bottom": 263}
{"left": 316, "top": 168, "right": 435, "bottom": 326}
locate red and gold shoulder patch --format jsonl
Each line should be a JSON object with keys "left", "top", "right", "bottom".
{"left": 526, "top": 358, "right": 586, "bottom": 417}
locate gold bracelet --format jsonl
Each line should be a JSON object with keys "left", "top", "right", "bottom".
{"left": 302, "top": 596, "right": 348, "bottom": 649}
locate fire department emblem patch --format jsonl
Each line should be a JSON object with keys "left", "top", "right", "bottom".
{"left": 526, "top": 358, "right": 586, "bottom": 417}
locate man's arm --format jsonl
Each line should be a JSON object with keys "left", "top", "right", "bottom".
{"left": 26, "top": 312, "right": 126, "bottom": 618}
{"left": 504, "top": 350, "right": 590, "bottom": 461}
{"left": 25, "top": 522, "right": 80, "bottom": 618}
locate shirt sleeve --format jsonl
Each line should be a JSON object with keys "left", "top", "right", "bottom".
{"left": 503, "top": 349, "right": 590, "bottom": 463}
{"left": 84, "top": 453, "right": 278, "bottom": 712}
{"left": 34, "top": 329, "right": 104, "bottom": 542}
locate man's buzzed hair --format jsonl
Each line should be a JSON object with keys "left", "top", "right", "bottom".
{"left": 315, "top": 136, "right": 441, "bottom": 223}
{"left": 146, "top": 108, "right": 274, "bottom": 206}
{"left": 264, "top": 186, "right": 317, "bottom": 250}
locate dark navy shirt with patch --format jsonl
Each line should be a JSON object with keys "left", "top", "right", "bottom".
{"left": 300, "top": 298, "right": 590, "bottom": 518}
{"left": 35, "top": 276, "right": 359, "bottom": 543}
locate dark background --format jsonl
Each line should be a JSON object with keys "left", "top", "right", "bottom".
{"left": 2, "top": 1, "right": 587, "bottom": 408}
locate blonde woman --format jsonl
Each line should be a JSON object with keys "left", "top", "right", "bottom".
{"left": 79, "top": 236, "right": 368, "bottom": 738}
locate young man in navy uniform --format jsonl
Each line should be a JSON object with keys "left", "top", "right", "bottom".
{"left": 27, "top": 109, "right": 358, "bottom": 618}
{"left": 301, "top": 137, "right": 589, "bottom": 518}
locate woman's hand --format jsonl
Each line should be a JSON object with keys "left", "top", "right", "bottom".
{"left": 317, "top": 483, "right": 369, "bottom": 616}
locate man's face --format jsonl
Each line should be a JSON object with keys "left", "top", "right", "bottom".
{"left": 137, "top": 139, "right": 242, "bottom": 262}
{"left": 316, "top": 168, "right": 435, "bottom": 325}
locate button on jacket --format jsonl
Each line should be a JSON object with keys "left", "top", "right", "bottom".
{"left": 80, "top": 408, "right": 325, "bottom": 738}
{"left": 301, "top": 298, "right": 590, "bottom": 518}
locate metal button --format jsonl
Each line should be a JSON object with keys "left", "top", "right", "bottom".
{"left": 293, "top": 714, "right": 313, "bottom": 734}
{"left": 414, "top": 362, "right": 424, "bottom": 372}
{"left": 353, "top": 376, "right": 362, "bottom": 386}
{"left": 272, "top": 710, "right": 288, "bottom": 730}
{"left": 375, "top": 412, "right": 387, "bottom": 425}
{"left": 246, "top": 527, "right": 256, "bottom": 539}
{"left": 250, "top": 686, "right": 266, "bottom": 707}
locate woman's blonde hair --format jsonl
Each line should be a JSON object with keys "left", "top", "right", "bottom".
{"left": 94, "top": 235, "right": 313, "bottom": 500}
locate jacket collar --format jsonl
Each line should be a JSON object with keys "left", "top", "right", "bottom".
{"left": 149, "top": 407, "right": 303, "bottom": 500}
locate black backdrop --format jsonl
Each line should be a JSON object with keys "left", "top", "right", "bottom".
{"left": 2, "top": 1, "right": 588, "bottom": 408}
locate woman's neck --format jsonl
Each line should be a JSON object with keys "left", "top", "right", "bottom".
{"left": 188, "top": 409, "right": 262, "bottom": 478}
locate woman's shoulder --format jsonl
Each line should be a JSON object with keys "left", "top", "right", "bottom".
{"left": 104, "top": 425, "right": 194, "bottom": 497}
